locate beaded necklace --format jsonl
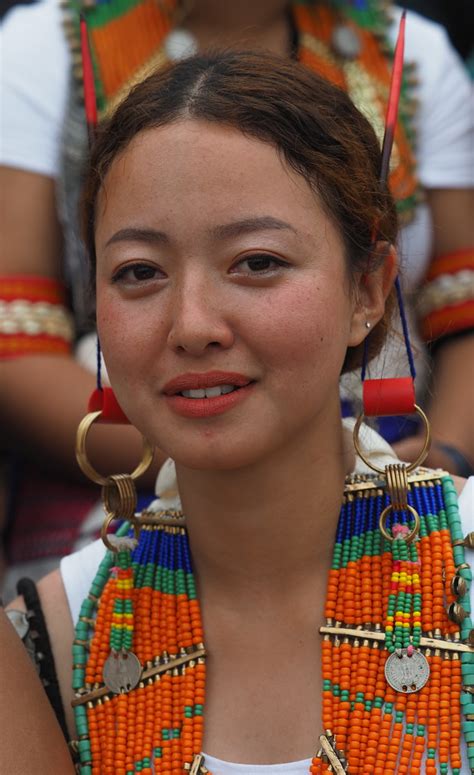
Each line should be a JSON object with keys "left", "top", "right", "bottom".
{"left": 71, "top": 469, "right": 474, "bottom": 774}
{"left": 63, "top": 0, "right": 420, "bottom": 222}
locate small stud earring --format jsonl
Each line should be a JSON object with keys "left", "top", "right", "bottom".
{"left": 365, "top": 321, "right": 371, "bottom": 329}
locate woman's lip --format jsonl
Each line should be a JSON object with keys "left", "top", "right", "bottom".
{"left": 162, "top": 370, "right": 253, "bottom": 395}
{"left": 164, "top": 383, "right": 255, "bottom": 418}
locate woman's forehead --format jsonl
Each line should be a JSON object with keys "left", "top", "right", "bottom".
{"left": 97, "top": 119, "right": 328, "bottom": 236}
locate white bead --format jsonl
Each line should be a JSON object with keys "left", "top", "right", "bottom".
{"left": 164, "top": 28, "right": 198, "bottom": 62}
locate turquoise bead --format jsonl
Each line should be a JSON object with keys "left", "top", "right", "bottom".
{"left": 72, "top": 669, "right": 85, "bottom": 689}
{"left": 78, "top": 739, "right": 91, "bottom": 756}
{"left": 443, "top": 490, "right": 458, "bottom": 507}
{"left": 80, "top": 600, "right": 94, "bottom": 617}
{"left": 459, "top": 593, "right": 472, "bottom": 613}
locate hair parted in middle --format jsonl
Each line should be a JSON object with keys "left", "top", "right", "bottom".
{"left": 82, "top": 49, "right": 398, "bottom": 372}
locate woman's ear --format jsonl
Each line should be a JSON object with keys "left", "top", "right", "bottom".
{"left": 348, "top": 242, "right": 398, "bottom": 347}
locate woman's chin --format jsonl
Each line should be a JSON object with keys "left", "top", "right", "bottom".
{"left": 158, "top": 435, "right": 271, "bottom": 473}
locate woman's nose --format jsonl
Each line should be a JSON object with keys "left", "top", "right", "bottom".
{"left": 166, "top": 281, "right": 234, "bottom": 356}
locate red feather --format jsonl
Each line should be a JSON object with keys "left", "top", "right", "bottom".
{"left": 379, "top": 11, "right": 406, "bottom": 185}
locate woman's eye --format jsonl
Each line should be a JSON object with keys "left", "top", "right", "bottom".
{"left": 231, "top": 253, "right": 288, "bottom": 275}
{"left": 112, "top": 263, "right": 164, "bottom": 284}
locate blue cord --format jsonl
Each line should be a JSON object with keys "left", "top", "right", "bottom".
{"left": 361, "top": 335, "right": 369, "bottom": 382}
{"left": 394, "top": 276, "right": 417, "bottom": 380}
{"left": 361, "top": 274, "right": 417, "bottom": 383}
{"left": 96, "top": 336, "right": 103, "bottom": 391}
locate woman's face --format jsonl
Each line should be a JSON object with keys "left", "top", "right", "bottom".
{"left": 95, "top": 120, "right": 367, "bottom": 470}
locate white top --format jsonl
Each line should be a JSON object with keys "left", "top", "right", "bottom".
{"left": 61, "top": 426, "right": 474, "bottom": 775}
{"left": 1, "top": 0, "right": 473, "bottom": 290}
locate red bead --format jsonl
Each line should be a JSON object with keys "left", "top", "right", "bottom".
{"left": 87, "top": 387, "right": 130, "bottom": 424}
{"left": 362, "top": 377, "right": 415, "bottom": 417}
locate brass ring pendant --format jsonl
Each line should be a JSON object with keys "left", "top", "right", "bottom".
{"left": 101, "top": 511, "right": 140, "bottom": 553}
{"left": 101, "top": 476, "right": 140, "bottom": 552}
{"left": 353, "top": 404, "right": 431, "bottom": 475}
{"left": 76, "top": 409, "right": 154, "bottom": 485}
{"left": 379, "top": 503, "right": 421, "bottom": 544}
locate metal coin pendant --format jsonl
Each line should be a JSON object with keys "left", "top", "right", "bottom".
{"left": 331, "top": 25, "right": 361, "bottom": 59}
{"left": 103, "top": 650, "right": 142, "bottom": 694}
{"left": 385, "top": 648, "right": 430, "bottom": 693}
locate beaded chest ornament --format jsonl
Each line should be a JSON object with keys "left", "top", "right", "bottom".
{"left": 70, "top": 456, "right": 474, "bottom": 775}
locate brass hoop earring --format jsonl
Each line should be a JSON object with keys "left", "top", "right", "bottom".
{"left": 353, "top": 404, "right": 431, "bottom": 474}
{"left": 76, "top": 409, "right": 154, "bottom": 485}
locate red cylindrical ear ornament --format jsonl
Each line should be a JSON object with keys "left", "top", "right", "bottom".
{"left": 87, "top": 387, "right": 130, "bottom": 424}
{"left": 363, "top": 377, "right": 415, "bottom": 417}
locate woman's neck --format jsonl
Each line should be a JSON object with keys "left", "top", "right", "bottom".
{"left": 176, "top": 410, "right": 354, "bottom": 607}
{"left": 182, "top": 0, "right": 293, "bottom": 57}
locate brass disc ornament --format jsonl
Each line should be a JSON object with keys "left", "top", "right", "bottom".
{"left": 103, "top": 650, "right": 142, "bottom": 694}
{"left": 384, "top": 648, "right": 430, "bottom": 693}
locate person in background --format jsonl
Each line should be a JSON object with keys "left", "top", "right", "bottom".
{"left": 1, "top": 0, "right": 473, "bottom": 597}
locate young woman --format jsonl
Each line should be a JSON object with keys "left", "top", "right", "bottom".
{"left": 1, "top": 0, "right": 473, "bottom": 597}
{"left": 4, "top": 52, "right": 473, "bottom": 774}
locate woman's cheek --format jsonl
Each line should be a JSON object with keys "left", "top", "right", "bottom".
{"left": 259, "top": 281, "right": 349, "bottom": 361}
{"left": 97, "top": 297, "right": 153, "bottom": 383}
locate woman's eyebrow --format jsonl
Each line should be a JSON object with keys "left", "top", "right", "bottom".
{"left": 211, "top": 216, "right": 297, "bottom": 240}
{"left": 105, "top": 227, "right": 169, "bottom": 248}
{"left": 105, "top": 217, "right": 297, "bottom": 248}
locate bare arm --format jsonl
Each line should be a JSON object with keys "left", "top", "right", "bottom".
{"left": 394, "top": 188, "right": 474, "bottom": 471}
{"left": 0, "top": 167, "right": 163, "bottom": 484}
{"left": 0, "top": 605, "right": 74, "bottom": 774}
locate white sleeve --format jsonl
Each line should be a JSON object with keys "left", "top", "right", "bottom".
{"left": 391, "top": 8, "right": 474, "bottom": 190}
{"left": 60, "top": 538, "right": 107, "bottom": 625}
{"left": 0, "top": 0, "right": 70, "bottom": 177}
{"left": 459, "top": 476, "right": 474, "bottom": 537}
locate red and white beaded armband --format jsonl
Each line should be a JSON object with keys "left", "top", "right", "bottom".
{"left": 0, "top": 275, "right": 74, "bottom": 358}
{"left": 417, "top": 248, "right": 474, "bottom": 343}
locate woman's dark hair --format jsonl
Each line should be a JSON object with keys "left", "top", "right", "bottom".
{"left": 82, "top": 50, "right": 397, "bottom": 372}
